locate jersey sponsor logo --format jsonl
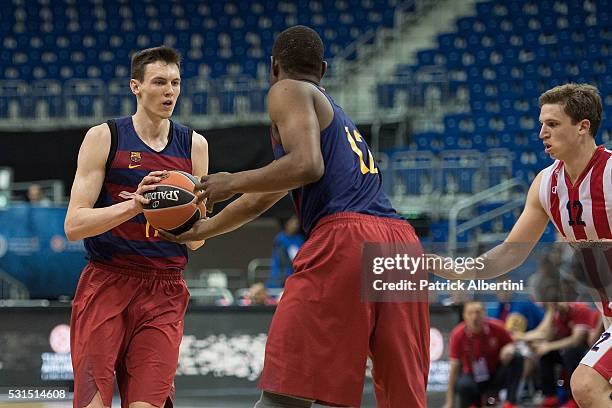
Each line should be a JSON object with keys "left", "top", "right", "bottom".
{"left": 551, "top": 186, "right": 557, "bottom": 194}
{"left": 144, "top": 190, "right": 180, "bottom": 201}
{"left": 129, "top": 151, "right": 142, "bottom": 168}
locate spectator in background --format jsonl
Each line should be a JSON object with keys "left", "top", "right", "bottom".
{"left": 492, "top": 290, "right": 544, "bottom": 333}
{"left": 514, "top": 302, "right": 597, "bottom": 408}
{"left": 239, "top": 283, "right": 277, "bottom": 306}
{"left": 266, "top": 215, "right": 304, "bottom": 288}
{"left": 529, "top": 257, "right": 562, "bottom": 302}
{"left": 27, "top": 183, "right": 51, "bottom": 206}
{"left": 490, "top": 290, "right": 544, "bottom": 402}
{"left": 444, "top": 301, "right": 524, "bottom": 408}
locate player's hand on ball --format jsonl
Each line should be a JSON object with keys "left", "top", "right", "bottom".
{"left": 158, "top": 218, "right": 211, "bottom": 243}
{"left": 120, "top": 170, "right": 168, "bottom": 212}
{"left": 194, "top": 172, "right": 236, "bottom": 213}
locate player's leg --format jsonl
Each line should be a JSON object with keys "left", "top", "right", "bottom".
{"left": 258, "top": 215, "right": 372, "bottom": 407}
{"left": 369, "top": 301, "right": 430, "bottom": 408}
{"left": 368, "top": 220, "right": 430, "bottom": 408}
{"left": 571, "top": 365, "right": 611, "bottom": 408}
{"left": 120, "top": 277, "right": 189, "bottom": 408}
{"left": 254, "top": 391, "right": 314, "bottom": 407}
{"left": 572, "top": 326, "right": 612, "bottom": 408}
{"left": 82, "top": 392, "right": 109, "bottom": 408}
{"left": 71, "top": 264, "right": 130, "bottom": 408}
{"left": 121, "top": 355, "right": 166, "bottom": 408}
{"left": 128, "top": 402, "right": 165, "bottom": 408}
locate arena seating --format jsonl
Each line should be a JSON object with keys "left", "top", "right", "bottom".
{"left": 0, "top": 0, "right": 401, "bottom": 117}
{"left": 379, "top": 0, "right": 611, "bottom": 244}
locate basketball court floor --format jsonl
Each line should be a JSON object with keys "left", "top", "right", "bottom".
{"left": 0, "top": 391, "right": 448, "bottom": 407}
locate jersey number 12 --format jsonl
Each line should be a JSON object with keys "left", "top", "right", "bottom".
{"left": 566, "top": 200, "right": 586, "bottom": 226}
{"left": 345, "top": 126, "right": 378, "bottom": 175}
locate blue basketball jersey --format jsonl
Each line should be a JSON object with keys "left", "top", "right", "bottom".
{"left": 85, "top": 116, "right": 193, "bottom": 271}
{"left": 271, "top": 81, "right": 404, "bottom": 235}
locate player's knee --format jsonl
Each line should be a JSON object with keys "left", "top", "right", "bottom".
{"left": 128, "top": 402, "right": 163, "bottom": 408}
{"left": 254, "top": 391, "right": 314, "bottom": 408}
{"left": 571, "top": 365, "right": 606, "bottom": 406}
{"left": 499, "top": 343, "right": 517, "bottom": 365}
{"left": 83, "top": 391, "right": 109, "bottom": 408}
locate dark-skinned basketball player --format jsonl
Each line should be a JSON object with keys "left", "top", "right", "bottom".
{"left": 65, "top": 46, "right": 207, "bottom": 408}
{"left": 160, "top": 26, "right": 429, "bottom": 408}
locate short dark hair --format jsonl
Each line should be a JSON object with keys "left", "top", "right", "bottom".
{"left": 539, "top": 83, "right": 602, "bottom": 138}
{"left": 272, "top": 25, "right": 324, "bottom": 77}
{"left": 461, "top": 301, "right": 483, "bottom": 314}
{"left": 130, "top": 46, "right": 182, "bottom": 82}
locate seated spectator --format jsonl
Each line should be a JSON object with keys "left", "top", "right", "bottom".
{"left": 266, "top": 215, "right": 304, "bottom": 288}
{"left": 514, "top": 302, "right": 597, "bottom": 408}
{"left": 490, "top": 291, "right": 545, "bottom": 401}
{"left": 491, "top": 291, "right": 545, "bottom": 333}
{"left": 241, "top": 283, "right": 277, "bottom": 306}
{"left": 26, "top": 183, "right": 51, "bottom": 206}
{"left": 444, "top": 301, "right": 524, "bottom": 408}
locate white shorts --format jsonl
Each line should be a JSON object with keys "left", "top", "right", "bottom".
{"left": 580, "top": 324, "right": 612, "bottom": 384}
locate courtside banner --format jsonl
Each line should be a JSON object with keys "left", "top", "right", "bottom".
{"left": 361, "top": 242, "right": 612, "bottom": 303}
{"left": 0, "top": 305, "right": 458, "bottom": 395}
{"left": 0, "top": 205, "right": 85, "bottom": 298}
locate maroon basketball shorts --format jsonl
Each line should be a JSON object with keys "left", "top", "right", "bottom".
{"left": 70, "top": 262, "right": 189, "bottom": 408}
{"left": 258, "top": 212, "right": 430, "bottom": 408}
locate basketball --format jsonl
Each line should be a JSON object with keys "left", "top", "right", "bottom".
{"left": 142, "top": 170, "right": 205, "bottom": 235}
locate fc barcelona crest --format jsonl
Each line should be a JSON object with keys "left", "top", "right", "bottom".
{"left": 130, "top": 152, "right": 142, "bottom": 164}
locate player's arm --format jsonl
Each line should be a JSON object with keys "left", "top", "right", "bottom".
{"left": 158, "top": 191, "right": 287, "bottom": 243}
{"left": 443, "top": 359, "right": 461, "bottom": 408}
{"left": 64, "top": 124, "right": 164, "bottom": 241}
{"left": 539, "top": 325, "right": 588, "bottom": 354}
{"left": 231, "top": 80, "right": 324, "bottom": 191}
{"left": 194, "top": 80, "right": 324, "bottom": 208}
{"left": 185, "top": 131, "right": 208, "bottom": 250}
{"left": 433, "top": 171, "right": 550, "bottom": 280}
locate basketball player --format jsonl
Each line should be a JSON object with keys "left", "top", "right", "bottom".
{"left": 435, "top": 83, "right": 611, "bottom": 408}
{"left": 64, "top": 46, "right": 208, "bottom": 408}
{"left": 160, "top": 26, "right": 430, "bottom": 407}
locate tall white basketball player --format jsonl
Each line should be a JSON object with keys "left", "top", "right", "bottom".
{"left": 436, "top": 83, "right": 611, "bottom": 407}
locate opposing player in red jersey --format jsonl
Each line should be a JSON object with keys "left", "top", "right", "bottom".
{"left": 161, "top": 26, "right": 429, "bottom": 408}
{"left": 436, "top": 83, "right": 611, "bottom": 407}
{"left": 64, "top": 46, "right": 207, "bottom": 408}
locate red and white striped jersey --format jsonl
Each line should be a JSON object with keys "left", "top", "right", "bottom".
{"left": 539, "top": 145, "right": 612, "bottom": 318}
{"left": 539, "top": 146, "right": 612, "bottom": 241}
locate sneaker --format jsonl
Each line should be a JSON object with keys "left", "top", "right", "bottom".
{"left": 540, "top": 396, "right": 559, "bottom": 407}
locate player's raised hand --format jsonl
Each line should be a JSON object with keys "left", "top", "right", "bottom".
{"left": 194, "top": 172, "right": 236, "bottom": 213}
{"left": 158, "top": 218, "right": 212, "bottom": 243}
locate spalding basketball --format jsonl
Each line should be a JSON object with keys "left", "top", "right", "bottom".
{"left": 142, "top": 170, "right": 205, "bottom": 235}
